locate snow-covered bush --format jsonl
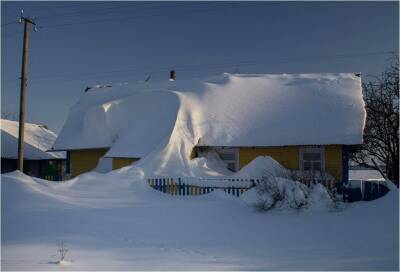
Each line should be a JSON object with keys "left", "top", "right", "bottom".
{"left": 57, "top": 241, "right": 68, "bottom": 262}
{"left": 238, "top": 156, "right": 342, "bottom": 211}
{"left": 254, "top": 175, "right": 309, "bottom": 211}
{"left": 287, "top": 170, "right": 342, "bottom": 205}
{"left": 249, "top": 170, "right": 338, "bottom": 211}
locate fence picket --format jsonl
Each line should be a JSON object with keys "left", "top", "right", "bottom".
{"left": 146, "top": 177, "right": 252, "bottom": 198}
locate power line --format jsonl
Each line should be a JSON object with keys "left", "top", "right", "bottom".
{"left": 30, "top": 3, "right": 88, "bottom": 14}
{"left": 1, "top": 20, "right": 18, "bottom": 27}
{"left": 17, "top": 50, "right": 397, "bottom": 82}
{"left": 2, "top": 50, "right": 395, "bottom": 88}
{"left": 2, "top": 2, "right": 215, "bottom": 29}
{"left": 1, "top": 3, "right": 86, "bottom": 27}
{"left": 36, "top": 2, "right": 195, "bottom": 20}
{"left": 36, "top": 3, "right": 142, "bottom": 20}
{"left": 38, "top": 3, "right": 263, "bottom": 30}
{"left": 3, "top": 30, "right": 23, "bottom": 39}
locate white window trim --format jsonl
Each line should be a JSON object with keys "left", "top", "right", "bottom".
{"left": 299, "top": 146, "right": 325, "bottom": 172}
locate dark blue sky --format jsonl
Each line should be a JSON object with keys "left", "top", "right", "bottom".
{"left": 2, "top": 1, "right": 398, "bottom": 133}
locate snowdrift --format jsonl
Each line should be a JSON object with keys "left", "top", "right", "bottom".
{"left": 1, "top": 169, "right": 399, "bottom": 270}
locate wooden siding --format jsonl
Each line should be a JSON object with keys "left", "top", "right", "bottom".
{"left": 112, "top": 158, "right": 138, "bottom": 170}
{"left": 70, "top": 148, "right": 108, "bottom": 177}
{"left": 325, "top": 145, "right": 343, "bottom": 181}
{"left": 239, "top": 146, "right": 300, "bottom": 171}
{"left": 239, "top": 145, "right": 343, "bottom": 181}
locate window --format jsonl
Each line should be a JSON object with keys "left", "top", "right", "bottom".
{"left": 216, "top": 148, "right": 239, "bottom": 172}
{"left": 196, "top": 147, "right": 239, "bottom": 172}
{"left": 300, "top": 147, "right": 324, "bottom": 172}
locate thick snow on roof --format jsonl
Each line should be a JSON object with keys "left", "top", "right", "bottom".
{"left": 53, "top": 83, "right": 180, "bottom": 157}
{"left": 197, "top": 73, "right": 365, "bottom": 146}
{"left": 1, "top": 119, "right": 65, "bottom": 160}
{"left": 53, "top": 73, "right": 365, "bottom": 161}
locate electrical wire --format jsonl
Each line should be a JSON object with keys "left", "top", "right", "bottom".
{"left": 36, "top": 2, "right": 195, "bottom": 20}
{"left": 1, "top": 20, "right": 18, "bottom": 27}
{"left": 19, "top": 50, "right": 397, "bottom": 82}
{"left": 38, "top": 3, "right": 263, "bottom": 30}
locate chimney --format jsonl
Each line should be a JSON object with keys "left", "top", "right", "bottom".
{"left": 169, "top": 70, "right": 176, "bottom": 81}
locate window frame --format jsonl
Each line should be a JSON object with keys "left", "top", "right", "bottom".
{"left": 215, "top": 147, "right": 240, "bottom": 172}
{"left": 299, "top": 146, "right": 325, "bottom": 172}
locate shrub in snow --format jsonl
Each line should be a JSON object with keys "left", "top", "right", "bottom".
{"left": 288, "top": 170, "right": 335, "bottom": 188}
{"left": 254, "top": 175, "right": 309, "bottom": 211}
{"left": 57, "top": 241, "right": 68, "bottom": 262}
{"left": 252, "top": 172, "right": 338, "bottom": 212}
{"left": 237, "top": 156, "right": 342, "bottom": 211}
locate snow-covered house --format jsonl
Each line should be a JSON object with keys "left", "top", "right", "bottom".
{"left": 52, "top": 73, "right": 366, "bottom": 183}
{"left": 1, "top": 119, "right": 66, "bottom": 180}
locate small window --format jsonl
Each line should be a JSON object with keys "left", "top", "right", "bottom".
{"left": 219, "top": 153, "right": 236, "bottom": 161}
{"left": 227, "top": 162, "right": 236, "bottom": 172}
{"left": 300, "top": 147, "right": 324, "bottom": 172}
{"left": 216, "top": 148, "right": 239, "bottom": 172}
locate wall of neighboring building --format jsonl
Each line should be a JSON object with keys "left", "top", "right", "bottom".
{"left": 112, "top": 158, "right": 139, "bottom": 170}
{"left": 1, "top": 159, "right": 39, "bottom": 176}
{"left": 1, "top": 158, "right": 17, "bottom": 173}
{"left": 69, "top": 148, "right": 108, "bottom": 177}
{"left": 1, "top": 158, "right": 65, "bottom": 180}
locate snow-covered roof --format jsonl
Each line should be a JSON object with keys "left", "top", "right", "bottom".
{"left": 1, "top": 119, "right": 65, "bottom": 160}
{"left": 53, "top": 73, "right": 365, "bottom": 158}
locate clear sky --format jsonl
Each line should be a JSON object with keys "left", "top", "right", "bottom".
{"left": 1, "top": 1, "right": 398, "bottom": 133}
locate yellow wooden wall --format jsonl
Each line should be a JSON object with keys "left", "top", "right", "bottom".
{"left": 238, "top": 145, "right": 343, "bottom": 181}
{"left": 70, "top": 148, "right": 108, "bottom": 177}
{"left": 112, "top": 158, "right": 138, "bottom": 170}
{"left": 239, "top": 146, "right": 300, "bottom": 171}
{"left": 324, "top": 145, "right": 342, "bottom": 181}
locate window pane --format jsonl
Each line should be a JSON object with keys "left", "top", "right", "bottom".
{"left": 304, "top": 161, "right": 312, "bottom": 171}
{"left": 303, "top": 152, "right": 321, "bottom": 160}
{"left": 227, "top": 163, "right": 236, "bottom": 171}
{"left": 313, "top": 162, "right": 322, "bottom": 171}
{"left": 219, "top": 153, "right": 236, "bottom": 160}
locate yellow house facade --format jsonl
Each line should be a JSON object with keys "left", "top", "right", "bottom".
{"left": 67, "top": 148, "right": 138, "bottom": 177}
{"left": 66, "top": 144, "right": 349, "bottom": 182}
{"left": 193, "top": 144, "right": 349, "bottom": 183}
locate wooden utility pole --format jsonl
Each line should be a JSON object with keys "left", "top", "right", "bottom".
{"left": 17, "top": 16, "right": 35, "bottom": 172}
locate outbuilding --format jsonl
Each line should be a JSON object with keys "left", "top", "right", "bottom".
{"left": 1, "top": 119, "right": 66, "bottom": 180}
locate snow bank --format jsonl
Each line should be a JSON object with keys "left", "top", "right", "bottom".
{"left": 2, "top": 168, "right": 398, "bottom": 270}
{"left": 1, "top": 119, "right": 65, "bottom": 160}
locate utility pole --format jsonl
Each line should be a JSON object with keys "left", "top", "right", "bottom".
{"left": 17, "top": 13, "right": 36, "bottom": 172}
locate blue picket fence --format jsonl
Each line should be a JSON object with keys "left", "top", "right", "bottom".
{"left": 147, "top": 177, "right": 254, "bottom": 197}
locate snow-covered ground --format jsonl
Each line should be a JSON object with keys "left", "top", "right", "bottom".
{"left": 1, "top": 170, "right": 398, "bottom": 270}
